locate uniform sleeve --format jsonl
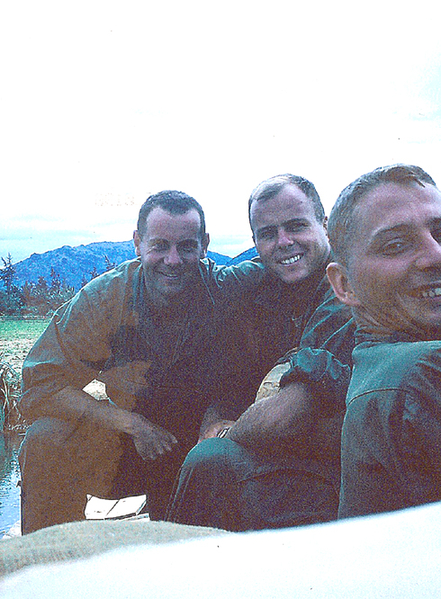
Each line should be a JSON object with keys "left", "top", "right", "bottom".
{"left": 20, "top": 284, "right": 114, "bottom": 420}
{"left": 279, "top": 294, "right": 356, "bottom": 416}
{"left": 201, "top": 258, "right": 266, "bottom": 303}
{"left": 398, "top": 349, "right": 441, "bottom": 506}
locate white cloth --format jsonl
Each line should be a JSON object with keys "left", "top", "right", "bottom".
{"left": 2, "top": 501, "right": 441, "bottom": 598}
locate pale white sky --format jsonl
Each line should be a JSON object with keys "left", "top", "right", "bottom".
{"left": 1, "top": 0, "right": 441, "bottom": 263}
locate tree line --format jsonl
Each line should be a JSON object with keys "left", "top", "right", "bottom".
{"left": 0, "top": 254, "right": 117, "bottom": 317}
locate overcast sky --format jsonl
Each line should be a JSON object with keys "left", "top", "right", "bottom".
{"left": 2, "top": 0, "right": 441, "bottom": 263}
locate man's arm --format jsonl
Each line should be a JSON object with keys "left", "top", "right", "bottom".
{"left": 197, "top": 406, "right": 236, "bottom": 443}
{"left": 225, "top": 382, "right": 316, "bottom": 453}
{"left": 226, "top": 297, "right": 355, "bottom": 451}
{"left": 20, "top": 265, "right": 179, "bottom": 461}
{"left": 34, "top": 386, "right": 178, "bottom": 460}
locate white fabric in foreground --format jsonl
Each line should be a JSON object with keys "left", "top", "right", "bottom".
{"left": 2, "top": 502, "right": 441, "bottom": 598}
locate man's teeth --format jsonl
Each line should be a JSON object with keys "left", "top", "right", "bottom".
{"left": 280, "top": 255, "right": 301, "bottom": 265}
{"left": 421, "top": 287, "right": 441, "bottom": 298}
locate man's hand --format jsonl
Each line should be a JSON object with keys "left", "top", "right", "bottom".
{"left": 46, "top": 386, "right": 178, "bottom": 461}
{"left": 224, "top": 382, "right": 317, "bottom": 453}
{"left": 198, "top": 419, "right": 236, "bottom": 443}
{"left": 130, "top": 413, "right": 178, "bottom": 460}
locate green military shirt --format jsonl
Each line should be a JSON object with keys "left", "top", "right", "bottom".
{"left": 339, "top": 333, "right": 441, "bottom": 518}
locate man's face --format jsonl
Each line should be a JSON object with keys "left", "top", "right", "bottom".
{"left": 250, "top": 184, "right": 330, "bottom": 285}
{"left": 344, "top": 182, "right": 441, "bottom": 338}
{"left": 134, "top": 207, "right": 208, "bottom": 308}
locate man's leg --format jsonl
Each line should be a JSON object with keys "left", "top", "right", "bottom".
{"left": 19, "top": 417, "right": 187, "bottom": 533}
{"left": 166, "top": 437, "right": 339, "bottom": 531}
{"left": 19, "top": 417, "right": 129, "bottom": 534}
{"left": 166, "top": 437, "right": 246, "bottom": 530}
{"left": 109, "top": 438, "right": 186, "bottom": 522}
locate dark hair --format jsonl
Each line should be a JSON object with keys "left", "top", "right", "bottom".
{"left": 137, "top": 190, "right": 206, "bottom": 239}
{"left": 248, "top": 174, "right": 325, "bottom": 230}
{"left": 328, "top": 164, "right": 437, "bottom": 266}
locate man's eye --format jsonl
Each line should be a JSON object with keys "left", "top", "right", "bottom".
{"left": 432, "top": 228, "right": 441, "bottom": 243}
{"left": 151, "top": 241, "right": 168, "bottom": 251}
{"left": 179, "top": 243, "right": 198, "bottom": 253}
{"left": 286, "top": 222, "right": 307, "bottom": 233}
{"left": 381, "top": 240, "right": 407, "bottom": 255}
{"left": 258, "top": 229, "right": 276, "bottom": 240}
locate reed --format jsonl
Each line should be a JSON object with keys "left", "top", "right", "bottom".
{"left": 0, "top": 357, "right": 24, "bottom": 431}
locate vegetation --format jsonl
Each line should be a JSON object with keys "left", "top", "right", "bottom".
{"left": 0, "top": 251, "right": 118, "bottom": 430}
{"left": 0, "top": 359, "right": 22, "bottom": 431}
{"left": 0, "top": 318, "right": 50, "bottom": 431}
{"left": 0, "top": 253, "right": 116, "bottom": 317}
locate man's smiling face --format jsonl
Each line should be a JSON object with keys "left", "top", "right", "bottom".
{"left": 345, "top": 181, "right": 441, "bottom": 338}
{"left": 250, "top": 184, "right": 330, "bottom": 285}
{"left": 134, "top": 207, "right": 208, "bottom": 308}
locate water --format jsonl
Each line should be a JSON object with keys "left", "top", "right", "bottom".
{"left": 0, "top": 432, "right": 22, "bottom": 536}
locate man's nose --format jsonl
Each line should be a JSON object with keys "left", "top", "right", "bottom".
{"left": 164, "top": 246, "right": 183, "bottom": 266}
{"left": 417, "top": 234, "right": 441, "bottom": 269}
{"left": 276, "top": 227, "right": 293, "bottom": 248}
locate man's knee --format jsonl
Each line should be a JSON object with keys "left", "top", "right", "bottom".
{"left": 19, "top": 418, "right": 77, "bottom": 468}
{"left": 183, "top": 437, "right": 244, "bottom": 471}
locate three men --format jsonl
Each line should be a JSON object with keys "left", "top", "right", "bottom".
{"left": 19, "top": 190, "right": 263, "bottom": 533}
{"left": 166, "top": 174, "right": 354, "bottom": 530}
{"left": 326, "top": 164, "right": 441, "bottom": 517}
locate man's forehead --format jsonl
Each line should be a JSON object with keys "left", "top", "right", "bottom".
{"left": 144, "top": 207, "right": 202, "bottom": 238}
{"left": 250, "top": 185, "right": 314, "bottom": 224}
{"left": 355, "top": 182, "right": 441, "bottom": 237}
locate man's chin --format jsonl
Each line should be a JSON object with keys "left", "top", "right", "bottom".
{"left": 273, "top": 269, "right": 310, "bottom": 286}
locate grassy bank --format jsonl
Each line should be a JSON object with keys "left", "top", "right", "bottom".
{"left": 0, "top": 317, "right": 49, "bottom": 373}
{"left": 0, "top": 317, "right": 50, "bottom": 430}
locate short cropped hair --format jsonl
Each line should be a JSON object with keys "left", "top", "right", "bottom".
{"left": 137, "top": 190, "right": 206, "bottom": 239}
{"left": 328, "top": 164, "right": 437, "bottom": 266}
{"left": 248, "top": 174, "right": 325, "bottom": 230}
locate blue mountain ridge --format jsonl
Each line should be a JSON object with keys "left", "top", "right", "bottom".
{"left": 6, "top": 240, "right": 247, "bottom": 291}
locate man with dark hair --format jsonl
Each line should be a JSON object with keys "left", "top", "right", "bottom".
{"left": 248, "top": 173, "right": 326, "bottom": 222}
{"left": 202, "top": 173, "right": 341, "bottom": 425}
{"left": 326, "top": 164, "right": 441, "bottom": 518}
{"left": 136, "top": 190, "right": 207, "bottom": 239}
{"left": 19, "top": 190, "right": 263, "bottom": 534}
{"left": 166, "top": 174, "right": 355, "bottom": 531}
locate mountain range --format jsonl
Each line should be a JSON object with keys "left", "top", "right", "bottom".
{"left": 6, "top": 241, "right": 256, "bottom": 291}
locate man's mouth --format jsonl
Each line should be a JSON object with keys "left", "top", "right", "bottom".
{"left": 158, "top": 271, "right": 181, "bottom": 279}
{"left": 279, "top": 254, "right": 302, "bottom": 265}
{"left": 421, "top": 286, "right": 441, "bottom": 299}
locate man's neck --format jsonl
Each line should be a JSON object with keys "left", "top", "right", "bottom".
{"left": 353, "top": 308, "right": 441, "bottom": 342}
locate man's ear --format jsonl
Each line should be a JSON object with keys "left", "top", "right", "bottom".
{"left": 133, "top": 230, "right": 141, "bottom": 257}
{"left": 326, "top": 262, "right": 360, "bottom": 307}
{"left": 200, "top": 233, "right": 210, "bottom": 258}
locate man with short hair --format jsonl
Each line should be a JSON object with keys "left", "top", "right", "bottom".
{"left": 19, "top": 190, "right": 264, "bottom": 534}
{"left": 166, "top": 174, "right": 355, "bottom": 531}
{"left": 203, "top": 174, "right": 347, "bottom": 427}
{"left": 326, "top": 164, "right": 441, "bottom": 518}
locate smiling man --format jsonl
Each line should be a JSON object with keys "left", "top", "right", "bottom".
{"left": 18, "top": 190, "right": 266, "bottom": 534}
{"left": 250, "top": 179, "right": 329, "bottom": 286}
{"left": 133, "top": 202, "right": 208, "bottom": 307}
{"left": 166, "top": 175, "right": 355, "bottom": 531}
{"left": 326, "top": 164, "right": 441, "bottom": 518}
{"left": 203, "top": 174, "right": 339, "bottom": 422}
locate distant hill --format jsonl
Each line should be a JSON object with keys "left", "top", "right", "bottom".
{"left": 8, "top": 241, "right": 232, "bottom": 291}
{"left": 226, "top": 246, "right": 258, "bottom": 265}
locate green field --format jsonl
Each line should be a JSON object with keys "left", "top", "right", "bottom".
{"left": 0, "top": 317, "right": 50, "bottom": 373}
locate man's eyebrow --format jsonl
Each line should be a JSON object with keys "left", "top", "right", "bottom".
{"left": 148, "top": 237, "right": 168, "bottom": 244}
{"left": 283, "top": 218, "right": 308, "bottom": 226}
{"left": 256, "top": 218, "right": 307, "bottom": 234}
{"left": 370, "top": 217, "right": 441, "bottom": 243}
{"left": 372, "top": 224, "right": 412, "bottom": 239}
{"left": 177, "top": 239, "right": 199, "bottom": 246}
